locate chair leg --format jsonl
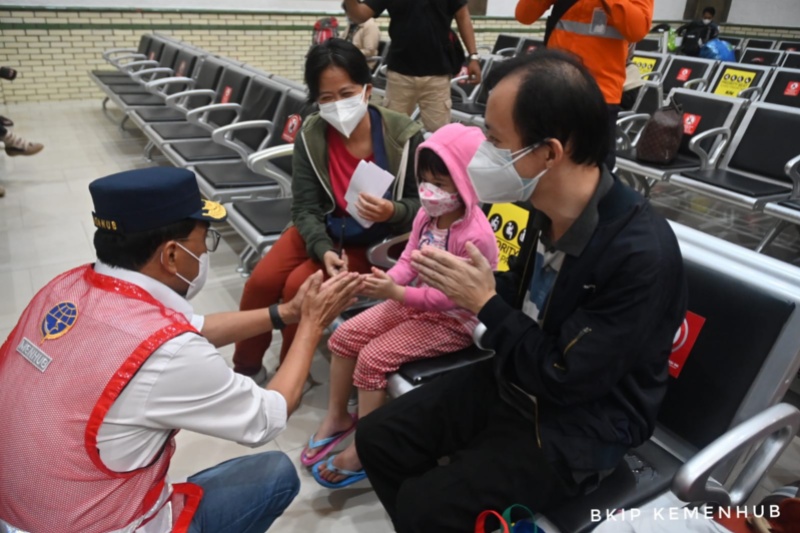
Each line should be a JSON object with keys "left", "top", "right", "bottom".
{"left": 119, "top": 115, "right": 130, "bottom": 132}
{"left": 238, "top": 247, "right": 256, "bottom": 276}
{"left": 143, "top": 141, "right": 155, "bottom": 161}
{"left": 101, "top": 97, "right": 109, "bottom": 111}
{"left": 756, "top": 220, "right": 789, "bottom": 253}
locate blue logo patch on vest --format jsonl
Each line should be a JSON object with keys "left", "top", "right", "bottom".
{"left": 41, "top": 301, "right": 78, "bottom": 342}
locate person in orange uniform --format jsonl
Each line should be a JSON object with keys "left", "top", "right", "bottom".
{"left": 515, "top": 0, "right": 653, "bottom": 169}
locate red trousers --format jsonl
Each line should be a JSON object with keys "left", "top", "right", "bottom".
{"left": 233, "top": 226, "right": 372, "bottom": 374}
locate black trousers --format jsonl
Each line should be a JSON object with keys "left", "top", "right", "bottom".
{"left": 355, "top": 360, "right": 579, "bottom": 533}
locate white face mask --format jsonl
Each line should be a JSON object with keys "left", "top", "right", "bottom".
{"left": 702, "top": 18, "right": 711, "bottom": 24}
{"left": 466, "top": 141, "right": 549, "bottom": 204}
{"left": 173, "top": 243, "right": 209, "bottom": 300}
{"left": 319, "top": 86, "right": 368, "bottom": 138}
{"left": 418, "top": 182, "right": 462, "bottom": 217}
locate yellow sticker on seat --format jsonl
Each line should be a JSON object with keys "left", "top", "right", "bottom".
{"left": 486, "top": 203, "right": 530, "bottom": 272}
{"left": 713, "top": 68, "right": 756, "bottom": 97}
{"left": 632, "top": 56, "right": 658, "bottom": 75}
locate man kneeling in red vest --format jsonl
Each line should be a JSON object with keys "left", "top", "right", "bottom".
{"left": 0, "top": 167, "right": 363, "bottom": 533}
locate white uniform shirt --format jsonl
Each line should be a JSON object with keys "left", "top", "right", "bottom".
{"left": 93, "top": 262, "right": 287, "bottom": 532}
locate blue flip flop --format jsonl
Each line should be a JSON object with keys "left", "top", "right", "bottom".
{"left": 311, "top": 454, "right": 367, "bottom": 489}
{"left": 300, "top": 413, "right": 358, "bottom": 467}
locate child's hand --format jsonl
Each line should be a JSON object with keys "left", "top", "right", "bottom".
{"left": 362, "top": 267, "right": 404, "bottom": 301}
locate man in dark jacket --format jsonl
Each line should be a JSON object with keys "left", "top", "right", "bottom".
{"left": 355, "top": 49, "right": 688, "bottom": 533}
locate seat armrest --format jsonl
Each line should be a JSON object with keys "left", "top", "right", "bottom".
{"left": 108, "top": 53, "right": 146, "bottom": 67}
{"left": 247, "top": 144, "right": 295, "bottom": 197}
{"left": 642, "top": 71, "right": 663, "bottom": 82}
{"left": 449, "top": 76, "right": 472, "bottom": 103}
{"left": 145, "top": 76, "right": 195, "bottom": 93}
{"left": 688, "top": 126, "right": 731, "bottom": 169}
{"left": 495, "top": 46, "right": 517, "bottom": 56}
{"left": 102, "top": 47, "right": 138, "bottom": 60}
{"left": 185, "top": 102, "right": 242, "bottom": 128}
{"left": 121, "top": 59, "right": 159, "bottom": 72}
{"left": 616, "top": 113, "right": 652, "bottom": 149}
{"left": 130, "top": 67, "right": 174, "bottom": 82}
{"left": 367, "top": 232, "right": 411, "bottom": 269}
{"left": 211, "top": 120, "right": 274, "bottom": 161}
{"left": 164, "top": 88, "right": 215, "bottom": 109}
{"left": 672, "top": 403, "right": 800, "bottom": 507}
{"left": 785, "top": 154, "right": 800, "bottom": 198}
{"left": 682, "top": 78, "right": 708, "bottom": 91}
{"left": 738, "top": 86, "right": 762, "bottom": 102}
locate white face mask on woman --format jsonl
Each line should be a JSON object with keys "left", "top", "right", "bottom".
{"left": 319, "top": 85, "right": 368, "bottom": 138}
{"left": 466, "top": 141, "right": 549, "bottom": 204}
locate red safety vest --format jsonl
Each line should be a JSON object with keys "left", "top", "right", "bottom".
{"left": 0, "top": 265, "right": 201, "bottom": 533}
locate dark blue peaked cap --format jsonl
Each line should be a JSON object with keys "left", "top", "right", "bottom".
{"left": 89, "top": 167, "right": 227, "bottom": 234}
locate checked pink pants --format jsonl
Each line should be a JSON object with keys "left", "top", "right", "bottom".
{"left": 328, "top": 299, "right": 474, "bottom": 391}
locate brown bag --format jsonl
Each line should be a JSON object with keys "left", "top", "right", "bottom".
{"left": 636, "top": 100, "right": 684, "bottom": 164}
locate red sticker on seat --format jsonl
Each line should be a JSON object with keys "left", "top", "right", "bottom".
{"left": 683, "top": 113, "right": 702, "bottom": 135}
{"left": 668, "top": 311, "right": 706, "bottom": 378}
{"left": 148, "top": 51, "right": 156, "bottom": 60}
{"left": 220, "top": 86, "right": 233, "bottom": 104}
{"left": 176, "top": 60, "right": 187, "bottom": 77}
{"left": 676, "top": 67, "right": 692, "bottom": 82}
{"left": 785, "top": 81, "right": 800, "bottom": 97}
{"left": 527, "top": 44, "right": 538, "bottom": 53}
{"left": 281, "top": 114, "right": 302, "bottom": 143}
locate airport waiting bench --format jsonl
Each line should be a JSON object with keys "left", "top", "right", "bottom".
{"left": 379, "top": 219, "right": 800, "bottom": 532}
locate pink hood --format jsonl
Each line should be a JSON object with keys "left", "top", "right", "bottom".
{"left": 414, "top": 122, "right": 485, "bottom": 218}
{"left": 386, "top": 123, "right": 499, "bottom": 314}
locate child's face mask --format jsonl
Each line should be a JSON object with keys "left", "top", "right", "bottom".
{"left": 418, "top": 182, "right": 462, "bottom": 217}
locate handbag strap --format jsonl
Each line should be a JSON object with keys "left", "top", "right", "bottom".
{"left": 475, "top": 510, "right": 511, "bottom": 533}
{"left": 545, "top": 0, "right": 582, "bottom": 44}
{"left": 502, "top": 504, "right": 539, "bottom": 533}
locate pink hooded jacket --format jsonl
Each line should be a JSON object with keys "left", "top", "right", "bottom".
{"left": 386, "top": 123, "right": 500, "bottom": 312}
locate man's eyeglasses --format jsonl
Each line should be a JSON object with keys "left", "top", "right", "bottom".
{"left": 206, "top": 228, "right": 221, "bottom": 252}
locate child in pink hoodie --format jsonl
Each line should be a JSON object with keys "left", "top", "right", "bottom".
{"left": 304, "top": 123, "right": 499, "bottom": 488}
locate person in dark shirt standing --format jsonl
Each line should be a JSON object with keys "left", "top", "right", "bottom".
{"left": 344, "top": 0, "right": 481, "bottom": 132}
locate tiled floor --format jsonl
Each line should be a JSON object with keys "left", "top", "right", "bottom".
{"left": 0, "top": 98, "right": 798, "bottom": 531}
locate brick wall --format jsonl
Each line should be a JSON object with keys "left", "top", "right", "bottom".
{"left": 0, "top": 6, "right": 797, "bottom": 104}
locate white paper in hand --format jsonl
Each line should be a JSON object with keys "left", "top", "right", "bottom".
{"left": 344, "top": 160, "right": 395, "bottom": 228}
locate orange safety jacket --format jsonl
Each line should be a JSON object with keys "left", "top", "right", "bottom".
{"left": 516, "top": 0, "right": 653, "bottom": 104}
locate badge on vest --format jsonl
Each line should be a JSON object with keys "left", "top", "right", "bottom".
{"left": 41, "top": 301, "right": 79, "bottom": 342}
{"left": 17, "top": 337, "right": 53, "bottom": 372}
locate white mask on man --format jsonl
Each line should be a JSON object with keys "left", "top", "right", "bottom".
{"left": 172, "top": 243, "right": 209, "bottom": 300}
{"left": 466, "top": 141, "right": 549, "bottom": 204}
{"left": 319, "top": 86, "right": 369, "bottom": 138}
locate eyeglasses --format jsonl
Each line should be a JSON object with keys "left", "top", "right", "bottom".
{"left": 205, "top": 228, "right": 221, "bottom": 252}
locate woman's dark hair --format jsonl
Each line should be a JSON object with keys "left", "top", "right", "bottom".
{"left": 703, "top": 6, "right": 716, "bottom": 17}
{"left": 304, "top": 38, "right": 372, "bottom": 103}
{"left": 485, "top": 49, "right": 609, "bottom": 167}
{"left": 94, "top": 219, "right": 199, "bottom": 271}
{"left": 416, "top": 148, "right": 450, "bottom": 179}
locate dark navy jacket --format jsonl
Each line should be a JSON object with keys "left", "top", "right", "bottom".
{"left": 478, "top": 175, "right": 688, "bottom": 473}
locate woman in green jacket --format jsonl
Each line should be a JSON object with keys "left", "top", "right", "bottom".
{"left": 233, "top": 39, "right": 423, "bottom": 383}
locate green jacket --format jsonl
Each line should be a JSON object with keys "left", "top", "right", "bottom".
{"left": 291, "top": 105, "right": 424, "bottom": 262}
